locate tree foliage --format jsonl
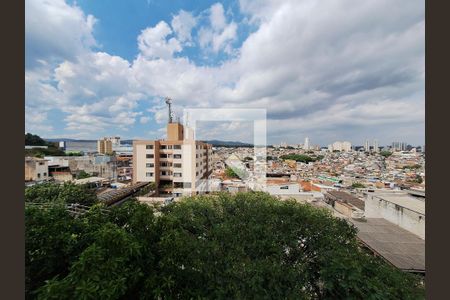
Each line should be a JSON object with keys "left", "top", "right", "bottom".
{"left": 25, "top": 182, "right": 97, "bottom": 206}
{"left": 351, "top": 182, "right": 366, "bottom": 189}
{"left": 76, "top": 170, "right": 91, "bottom": 179}
{"left": 380, "top": 151, "right": 393, "bottom": 158}
{"left": 26, "top": 192, "right": 424, "bottom": 299}
{"left": 25, "top": 133, "right": 48, "bottom": 146}
{"left": 225, "top": 167, "right": 245, "bottom": 179}
{"left": 280, "top": 154, "right": 316, "bottom": 163}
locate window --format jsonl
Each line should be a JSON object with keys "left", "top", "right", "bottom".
{"left": 43, "top": 172, "right": 47, "bottom": 176}
{"left": 280, "top": 186, "right": 289, "bottom": 190}
{"left": 161, "top": 145, "right": 167, "bottom": 149}
{"left": 174, "top": 172, "right": 182, "bottom": 177}
{"left": 167, "top": 145, "right": 173, "bottom": 149}
{"left": 160, "top": 154, "right": 168, "bottom": 158}
{"left": 174, "top": 163, "right": 182, "bottom": 168}
{"left": 174, "top": 154, "right": 182, "bottom": 159}
{"left": 146, "top": 154, "right": 154, "bottom": 159}
{"left": 37, "top": 173, "right": 41, "bottom": 178}
{"left": 146, "top": 163, "right": 154, "bottom": 168}
{"left": 173, "top": 145, "right": 181, "bottom": 149}
{"left": 39, "top": 162, "right": 44, "bottom": 165}
{"left": 146, "top": 172, "right": 154, "bottom": 177}
{"left": 146, "top": 145, "right": 153, "bottom": 149}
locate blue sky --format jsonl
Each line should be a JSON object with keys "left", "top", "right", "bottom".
{"left": 25, "top": 0, "right": 425, "bottom": 146}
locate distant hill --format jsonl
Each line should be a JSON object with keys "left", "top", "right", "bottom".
{"left": 44, "top": 138, "right": 97, "bottom": 142}
{"left": 44, "top": 138, "right": 253, "bottom": 147}
{"left": 204, "top": 140, "right": 253, "bottom": 147}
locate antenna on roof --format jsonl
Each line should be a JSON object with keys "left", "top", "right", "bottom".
{"left": 165, "top": 97, "right": 173, "bottom": 123}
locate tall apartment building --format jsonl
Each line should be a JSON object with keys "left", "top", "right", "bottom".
{"left": 329, "top": 141, "right": 352, "bottom": 152}
{"left": 304, "top": 137, "right": 310, "bottom": 150}
{"left": 133, "top": 122, "right": 213, "bottom": 197}
{"left": 373, "top": 139, "right": 379, "bottom": 152}
{"left": 364, "top": 139, "right": 370, "bottom": 152}
{"left": 97, "top": 138, "right": 113, "bottom": 154}
{"left": 392, "top": 141, "right": 407, "bottom": 151}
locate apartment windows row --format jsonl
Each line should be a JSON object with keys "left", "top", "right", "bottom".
{"left": 174, "top": 182, "right": 191, "bottom": 188}
{"left": 145, "top": 144, "right": 182, "bottom": 150}
{"left": 145, "top": 162, "right": 183, "bottom": 168}
{"left": 160, "top": 145, "right": 182, "bottom": 150}
{"left": 160, "top": 171, "right": 183, "bottom": 177}
{"left": 160, "top": 154, "right": 182, "bottom": 159}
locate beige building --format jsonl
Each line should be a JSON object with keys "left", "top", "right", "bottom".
{"left": 25, "top": 157, "right": 49, "bottom": 182}
{"left": 133, "top": 122, "right": 213, "bottom": 197}
{"left": 97, "top": 138, "right": 113, "bottom": 154}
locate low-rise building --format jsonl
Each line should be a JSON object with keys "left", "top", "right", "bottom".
{"left": 25, "top": 157, "right": 49, "bottom": 182}
{"left": 364, "top": 190, "right": 425, "bottom": 239}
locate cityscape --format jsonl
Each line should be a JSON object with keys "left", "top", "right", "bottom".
{"left": 25, "top": 0, "right": 425, "bottom": 298}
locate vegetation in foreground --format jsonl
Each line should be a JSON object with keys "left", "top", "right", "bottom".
{"left": 25, "top": 189, "right": 424, "bottom": 299}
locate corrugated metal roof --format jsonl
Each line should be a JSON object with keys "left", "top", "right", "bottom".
{"left": 350, "top": 218, "right": 425, "bottom": 272}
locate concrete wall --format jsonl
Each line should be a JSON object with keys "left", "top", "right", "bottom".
{"left": 267, "top": 183, "right": 300, "bottom": 195}
{"left": 25, "top": 159, "right": 49, "bottom": 181}
{"left": 365, "top": 195, "right": 425, "bottom": 239}
{"left": 334, "top": 201, "right": 353, "bottom": 217}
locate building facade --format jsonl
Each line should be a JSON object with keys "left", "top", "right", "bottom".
{"left": 133, "top": 122, "right": 213, "bottom": 197}
{"left": 97, "top": 138, "right": 113, "bottom": 154}
{"left": 304, "top": 137, "right": 310, "bottom": 150}
{"left": 25, "top": 157, "right": 49, "bottom": 182}
{"left": 329, "top": 141, "right": 352, "bottom": 152}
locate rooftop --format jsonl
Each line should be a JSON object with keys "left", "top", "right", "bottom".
{"left": 369, "top": 191, "right": 425, "bottom": 215}
{"left": 326, "top": 190, "right": 365, "bottom": 210}
{"left": 350, "top": 218, "right": 425, "bottom": 272}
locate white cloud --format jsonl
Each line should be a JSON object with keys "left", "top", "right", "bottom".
{"left": 25, "top": 0, "right": 97, "bottom": 68}
{"left": 210, "top": 3, "right": 227, "bottom": 30}
{"left": 198, "top": 3, "right": 238, "bottom": 53}
{"left": 171, "top": 10, "right": 197, "bottom": 44}
{"left": 25, "top": 0, "right": 424, "bottom": 145}
{"left": 137, "top": 21, "right": 182, "bottom": 59}
{"left": 140, "top": 116, "right": 151, "bottom": 124}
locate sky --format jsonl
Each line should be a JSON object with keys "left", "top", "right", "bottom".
{"left": 25, "top": 0, "right": 424, "bottom": 146}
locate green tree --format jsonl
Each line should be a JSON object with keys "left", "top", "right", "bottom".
{"left": 280, "top": 154, "right": 316, "bottom": 163}
{"left": 25, "top": 133, "right": 48, "bottom": 146}
{"left": 26, "top": 193, "right": 424, "bottom": 299}
{"left": 37, "top": 224, "right": 144, "bottom": 300}
{"left": 25, "top": 182, "right": 97, "bottom": 206}
{"left": 154, "top": 192, "right": 423, "bottom": 299}
{"left": 76, "top": 170, "right": 91, "bottom": 179}
{"left": 352, "top": 182, "right": 366, "bottom": 189}
{"left": 225, "top": 167, "right": 240, "bottom": 178}
{"left": 25, "top": 205, "right": 83, "bottom": 297}
{"left": 414, "top": 174, "right": 423, "bottom": 184}
{"left": 380, "top": 151, "right": 393, "bottom": 158}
